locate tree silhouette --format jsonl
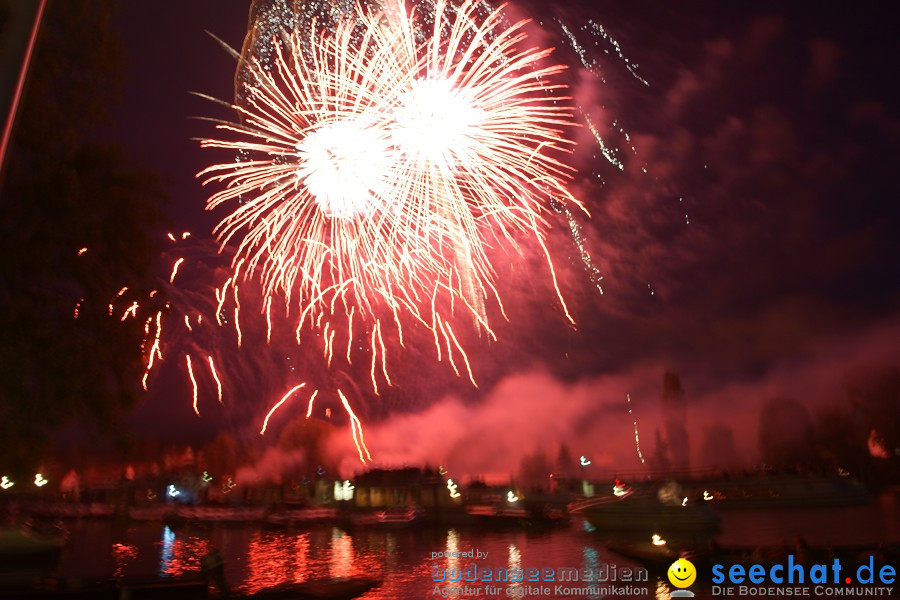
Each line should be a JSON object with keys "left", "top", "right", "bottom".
{"left": 843, "top": 364, "right": 899, "bottom": 457}
{"left": 661, "top": 370, "right": 690, "bottom": 469}
{"left": 757, "top": 397, "right": 817, "bottom": 468}
{"left": 699, "top": 422, "right": 739, "bottom": 468}
{"left": 0, "top": 1, "right": 166, "bottom": 470}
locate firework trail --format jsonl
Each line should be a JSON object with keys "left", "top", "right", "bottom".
{"left": 196, "top": 0, "right": 590, "bottom": 458}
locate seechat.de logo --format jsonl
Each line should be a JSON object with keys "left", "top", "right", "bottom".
{"left": 668, "top": 558, "right": 696, "bottom": 598}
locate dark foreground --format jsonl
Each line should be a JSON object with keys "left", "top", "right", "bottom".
{"left": 2, "top": 491, "right": 899, "bottom": 599}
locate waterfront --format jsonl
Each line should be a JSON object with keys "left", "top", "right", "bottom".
{"left": 5, "top": 491, "right": 897, "bottom": 599}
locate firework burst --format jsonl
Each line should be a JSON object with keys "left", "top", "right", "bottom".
{"left": 202, "top": 0, "right": 582, "bottom": 343}
{"left": 194, "top": 0, "right": 589, "bottom": 460}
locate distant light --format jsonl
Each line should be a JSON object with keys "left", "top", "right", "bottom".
{"left": 167, "top": 484, "right": 180, "bottom": 498}
{"left": 77, "top": 247, "right": 88, "bottom": 256}
{"left": 447, "top": 479, "right": 460, "bottom": 499}
{"left": 0, "top": 476, "right": 13, "bottom": 490}
{"left": 580, "top": 456, "right": 591, "bottom": 466}
{"left": 202, "top": 471, "right": 213, "bottom": 483}
{"left": 682, "top": 497, "right": 688, "bottom": 506}
{"left": 182, "top": 232, "right": 191, "bottom": 239}
{"left": 652, "top": 534, "right": 666, "bottom": 546}
{"left": 34, "top": 473, "right": 48, "bottom": 487}
{"left": 507, "top": 491, "right": 519, "bottom": 503}
{"left": 334, "top": 480, "right": 355, "bottom": 501}
{"left": 703, "top": 490, "right": 713, "bottom": 501}
{"left": 613, "top": 484, "right": 628, "bottom": 497}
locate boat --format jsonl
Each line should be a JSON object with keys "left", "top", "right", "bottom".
{"left": 0, "top": 525, "right": 66, "bottom": 568}
{"left": 129, "top": 504, "right": 173, "bottom": 521}
{"left": 569, "top": 485, "right": 720, "bottom": 535}
{"left": 265, "top": 507, "right": 337, "bottom": 526}
{"left": 1, "top": 575, "right": 208, "bottom": 599}
{"left": 682, "top": 474, "right": 869, "bottom": 509}
{"left": 465, "top": 497, "right": 568, "bottom": 529}
{"left": 351, "top": 506, "right": 423, "bottom": 528}
{"left": 240, "top": 577, "right": 382, "bottom": 599}
{"left": 374, "top": 506, "right": 423, "bottom": 528}
{"left": 466, "top": 503, "right": 530, "bottom": 522}
{"left": 174, "top": 505, "right": 268, "bottom": 522}
{"left": 0, "top": 575, "right": 379, "bottom": 599}
{"left": 24, "top": 501, "right": 115, "bottom": 518}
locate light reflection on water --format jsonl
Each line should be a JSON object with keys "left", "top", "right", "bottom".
{"left": 57, "top": 522, "right": 655, "bottom": 598}
{"left": 49, "top": 496, "right": 899, "bottom": 599}
{"left": 581, "top": 546, "right": 602, "bottom": 600}
{"left": 158, "top": 524, "right": 209, "bottom": 578}
{"left": 330, "top": 527, "right": 355, "bottom": 578}
{"left": 158, "top": 524, "right": 174, "bottom": 577}
{"left": 508, "top": 542, "right": 522, "bottom": 595}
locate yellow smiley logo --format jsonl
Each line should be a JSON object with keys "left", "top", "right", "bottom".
{"left": 667, "top": 558, "right": 696, "bottom": 588}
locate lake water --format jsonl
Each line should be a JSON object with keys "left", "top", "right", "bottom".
{"left": 16, "top": 492, "right": 900, "bottom": 599}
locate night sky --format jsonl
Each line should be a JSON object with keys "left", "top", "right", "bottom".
{"left": 11, "top": 0, "right": 900, "bottom": 475}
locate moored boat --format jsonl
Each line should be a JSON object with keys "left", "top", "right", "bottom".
{"left": 265, "top": 507, "right": 338, "bottom": 526}
{"left": 351, "top": 506, "right": 423, "bottom": 527}
{"left": 569, "top": 485, "right": 720, "bottom": 535}
{"left": 129, "top": 504, "right": 173, "bottom": 521}
{"left": 174, "top": 505, "right": 268, "bottom": 522}
{"left": 0, "top": 525, "right": 66, "bottom": 569}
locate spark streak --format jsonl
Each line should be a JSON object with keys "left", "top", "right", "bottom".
{"left": 626, "top": 394, "right": 646, "bottom": 465}
{"left": 338, "top": 389, "right": 371, "bottom": 463}
{"left": 208, "top": 356, "right": 223, "bottom": 404}
{"left": 305, "top": 389, "right": 319, "bottom": 418}
{"left": 186, "top": 355, "right": 199, "bottom": 416}
{"left": 170, "top": 257, "right": 185, "bottom": 283}
{"left": 142, "top": 311, "right": 163, "bottom": 391}
{"left": 120, "top": 301, "right": 139, "bottom": 321}
{"left": 260, "top": 383, "right": 306, "bottom": 435}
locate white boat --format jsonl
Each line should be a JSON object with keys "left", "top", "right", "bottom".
{"left": 265, "top": 507, "right": 337, "bottom": 526}
{"left": 352, "top": 506, "right": 423, "bottom": 527}
{"left": 175, "top": 505, "right": 268, "bottom": 522}
{"left": 569, "top": 487, "right": 720, "bottom": 534}
{"left": 128, "top": 505, "right": 172, "bottom": 521}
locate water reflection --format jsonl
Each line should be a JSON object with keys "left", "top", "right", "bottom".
{"left": 329, "top": 527, "right": 354, "bottom": 578}
{"left": 246, "top": 531, "right": 297, "bottom": 592}
{"left": 446, "top": 528, "right": 461, "bottom": 577}
{"left": 158, "top": 525, "right": 175, "bottom": 577}
{"left": 157, "top": 524, "right": 210, "bottom": 578}
{"left": 292, "top": 533, "right": 311, "bottom": 584}
{"left": 54, "top": 498, "right": 899, "bottom": 600}
{"left": 112, "top": 543, "right": 138, "bottom": 579}
{"left": 507, "top": 542, "right": 522, "bottom": 593}
{"left": 582, "top": 546, "right": 602, "bottom": 600}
